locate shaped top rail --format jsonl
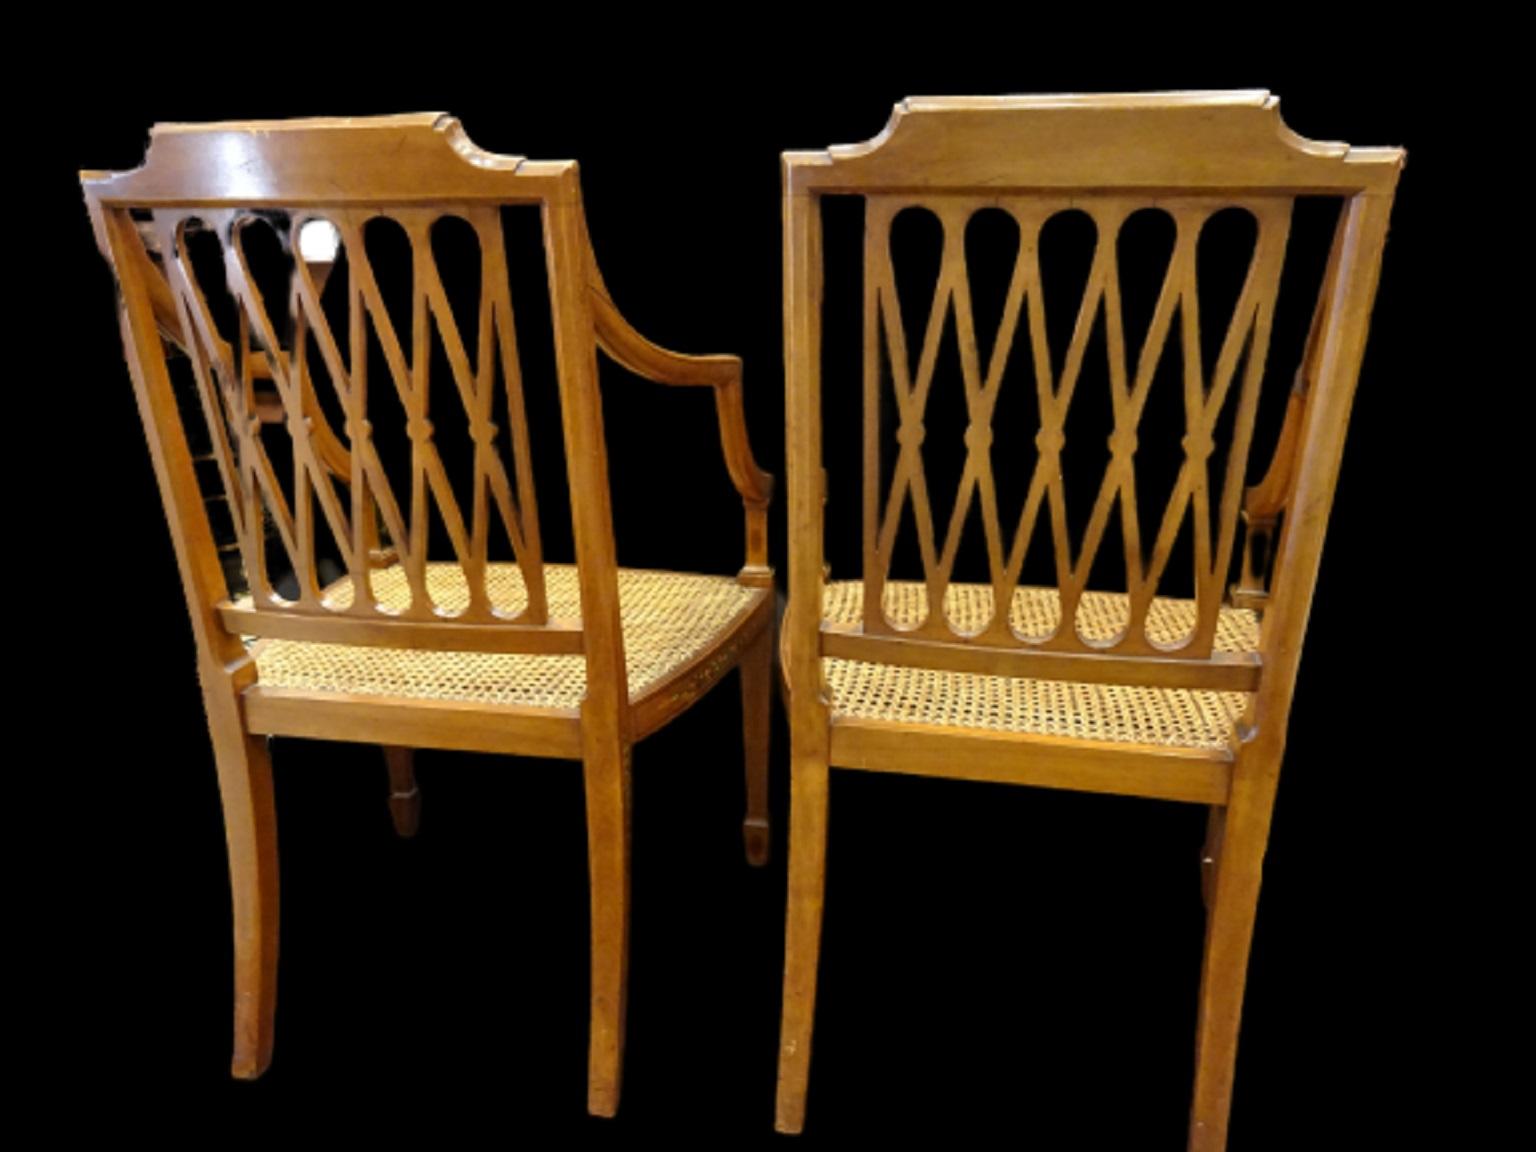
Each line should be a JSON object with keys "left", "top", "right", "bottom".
{"left": 80, "top": 112, "right": 573, "bottom": 207}
{"left": 784, "top": 92, "right": 1404, "bottom": 195}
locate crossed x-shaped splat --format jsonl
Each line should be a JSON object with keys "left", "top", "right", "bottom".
{"left": 162, "top": 207, "right": 547, "bottom": 623}
{"left": 865, "top": 197, "right": 1290, "bottom": 656}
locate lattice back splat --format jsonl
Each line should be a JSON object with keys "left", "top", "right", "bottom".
{"left": 864, "top": 194, "right": 1287, "bottom": 652}
{"left": 181, "top": 207, "right": 547, "bottom": 617}
{"left": 83, "top": 116, "right": 614, "bottom": 658}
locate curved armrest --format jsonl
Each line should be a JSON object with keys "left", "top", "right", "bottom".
{"left": 587, "top": 246, "right": 774, "bottom": 581}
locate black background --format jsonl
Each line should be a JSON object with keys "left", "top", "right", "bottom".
{"left": 29, "top": 38, "right": 1467, "bottom": 1146}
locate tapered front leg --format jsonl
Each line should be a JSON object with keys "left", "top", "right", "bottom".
{"left": 1189, "top": 759, "right": 1279, "bottom": 1151}
{"left": 774, "top": 740, "right": 830, "bottom": 1133}
{"left": 740, "top": 621, "right": 773, "bottom": 866}
{"left": 201, "top": 668, "right": 279, "bottom": 1079}
{"left": 383, "top": 746, "right": 420, "bottom": 839}
{"left": 583, "top": 732, "right": 633, "bottom": 1117}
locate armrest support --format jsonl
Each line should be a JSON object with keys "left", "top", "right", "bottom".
{"left": 1235, "top": 217, "right": 1340, "bottom": 609}
{"left": 587, "top": 252, "right": 774, "bottom": 583}
{"left": 1242, "top": 384, "right": 1304, "bottom": 527}
{"left": 1233, "top": 382, "right": 1305, "bottom": 610}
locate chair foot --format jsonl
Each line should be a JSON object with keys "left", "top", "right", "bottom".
{"left": 383, "top": 746, "right": 419, "bottom": 838}
{"left": 588, "top": 1082, "right": 620, "bottom": 1119}
{"left": 743, "top": 817, "right": 771, "bottom": 867}
{"left": 775, "top": 1109, "right": 808, "bottom": 1136}
{"left": 389, "top": 788, "right": 420, "bottom": 839}
{"left": 231, "top": 1043, "right": 273, "bottom": 1081}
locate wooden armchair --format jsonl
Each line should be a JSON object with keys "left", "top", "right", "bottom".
{"left": 775, "top": 93, "right": 1402, "bottom": 1148}
{"left": 80, "top": 113, "right": 774, "bottom": 1116}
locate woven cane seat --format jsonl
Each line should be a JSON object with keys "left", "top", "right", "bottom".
{"left": 821, "top": 581, "right": 1260, "bottom": 751}
{"left": 252, "top": 564, "right": 764, "bottom": 709}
